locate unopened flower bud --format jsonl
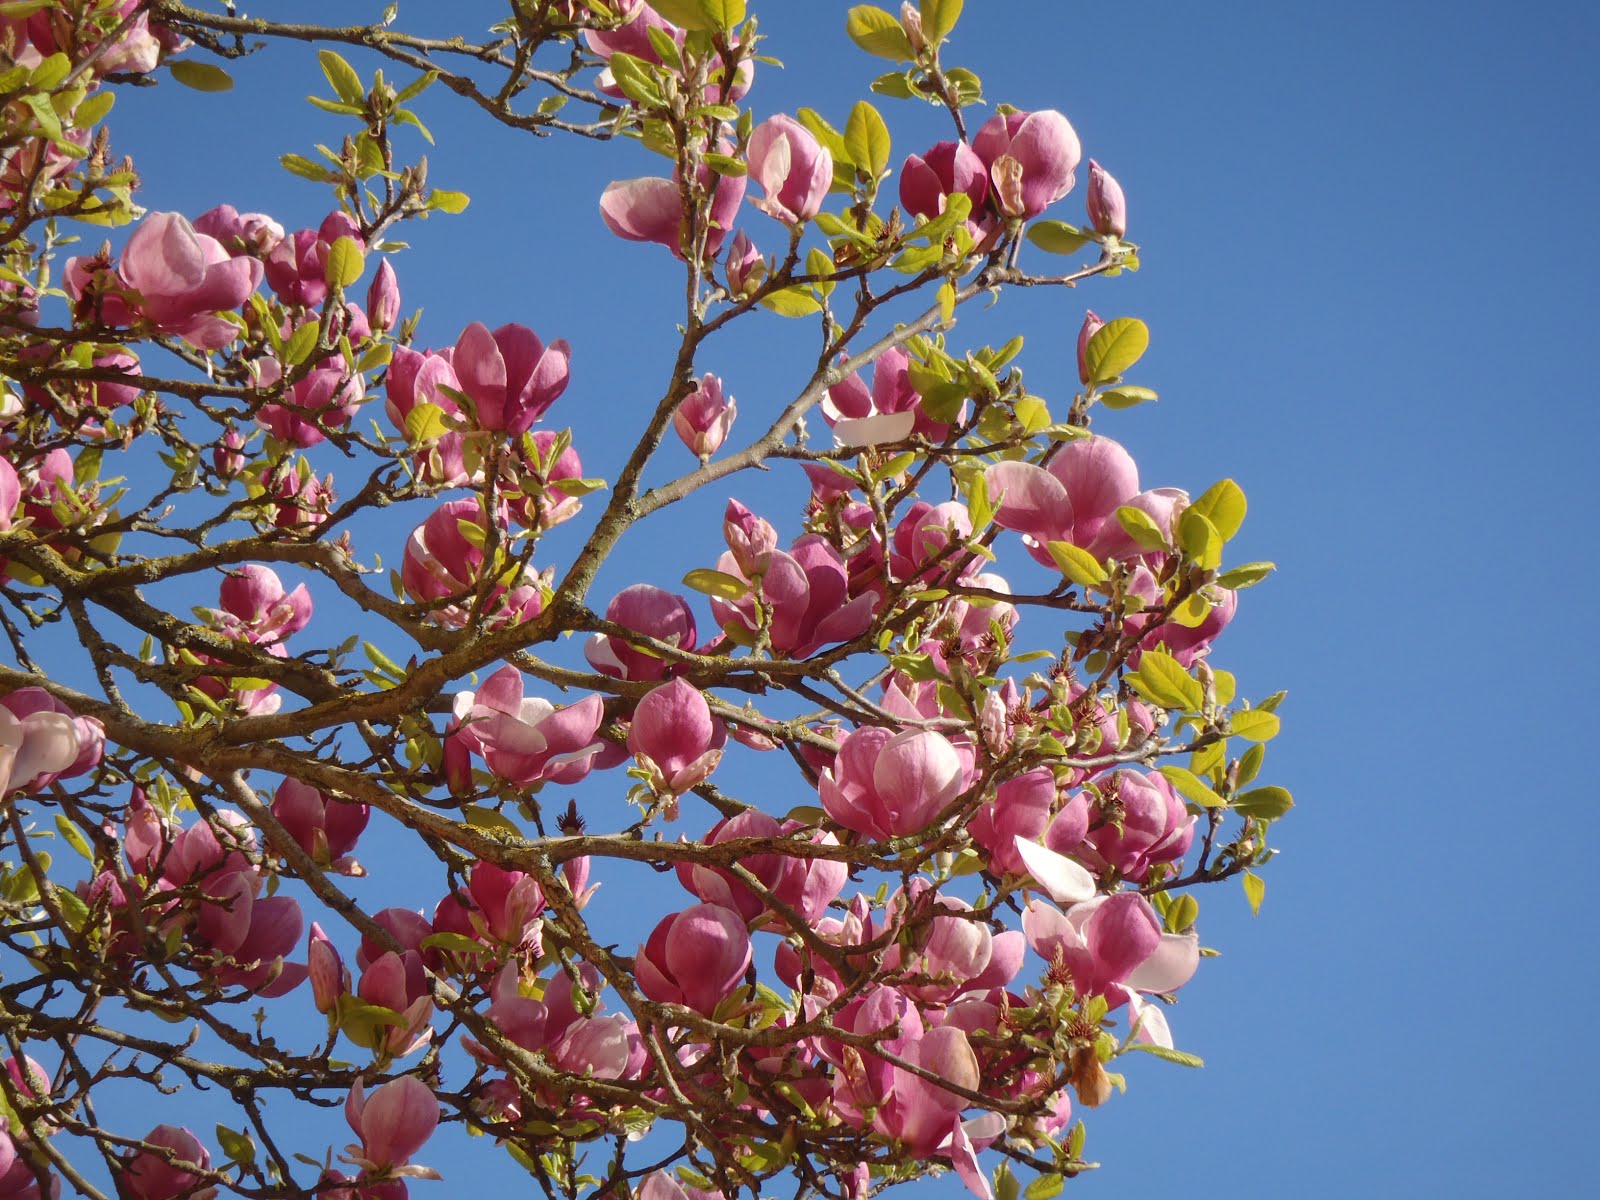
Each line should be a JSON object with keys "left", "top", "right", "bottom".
{"left": 366, "top": 258, "right": 400, "bottom": 331}
{"left": 1086, "top": 160, "right": 1127, "bottom": 238}
{"left": 899, "top": 2, "right": 927, "bottom": 53}
{"left": 1076, "top": 310, "right": 1105, "bottom": 386}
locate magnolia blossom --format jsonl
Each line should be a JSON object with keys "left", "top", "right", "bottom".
{"left": 1023, "top": 892, "right": 1199, "bottom": 1002}
{"left": 601, "top": 159, "right": 746, "bottom": 259}
{"left": 635, "top": 903, "right": 752, "bottom": 1014}
{"left": 400, "top": 499, "right": 545, "bottom": 629}
{"left": 1078, "top": 770, "right": 1196, "bottom": 880}
{"left": 824, "top": 346, "right": 953, "bottom": 446}
{"left": 68, "top": 211, "right": 261, "bottom": 349}
{"left": 121, "top": 1126, "right": 215, "bottom": 1200}
{"left": 447, "top": 666, "right": 606, "bottom": 790}
{"left": 676, "top": 810, "right": 847, "bottom": 926}
{"left": 0, "top": 689, "right": 102, "bottom": 801}
{"left": 1086, "top": 160, "right": 1128, "bottom": 237}
{"left": 627, "top": 678, "right": 726, "bottom": 794}
{"left": 747, "top": 115, "right": 832, "bottom": 226}
{"left": 263, "top": 212, "right": 363, "bottom": 309}
{"left": 673, "top": 373, "right": 737, "bottom": 457}
{"left": 212, "top": 564, "right": 312, "bottom": 644}
{"left": 343, "top": 1076, "right": 439, "bottom": 1180}
{"left": 193, "top": 204, "right": 285, "bottom": 257}
{"left": 985, "top": 434, "right": 1145, "bottom": 566}
{"left": 433, "top": 862, "right": 544, "bottom": 955}
{"left": 818, "top": 726, "right": 968, "bottom": 840}
{"left": 271, "top": 778, "right": 369, "bottom": 874}
{"left": 584, "top": 584, "right": 699, "bottom": 682}
{"left": 972, "top": 109, "right": 1081, "bottom": 220}
{"left": 451, "top": 321, "right": 570, "bottom": 435}
{"left": 900, "top": 140, "right": 992, "bottom": 239}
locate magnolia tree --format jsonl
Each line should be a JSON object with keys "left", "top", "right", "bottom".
{"left": 0, "top": 2, "right": 1292, "bottom": 1198}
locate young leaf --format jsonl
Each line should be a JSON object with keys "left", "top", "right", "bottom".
{"left": 1232, "top": 786, "right": 1294, "bottom": 820}
{"left": 1242, "top": 871, "right": 1266, "bottom": 916}
{"left": 683, "top": 569, "right": 749, "bottom": 600}
{"left": 919, "top": 0, "right": 964, "bottom": 43}
{"left": 169, "top": 60, "right": 234, "bottom": 92}
{"left": 1046, "top": 540, "right": 1107, "bottom": 588}
{"left": 846, "top": 5, "right": 915, "bottom": 60}
{"left": 318, "top": 50, "right": 365, "bottom": 105}
{"left": 1228, "top": 710, "right": 1280, "bottom": 742}
{"left": 1026, "top": 220, "right": 1090, "bottom": 255}
{"left": 1190, "top": 478, "right": 1247, "bottom": 541}
{"left": 1157, "top": 765, "right": 1227, "bottom": 808}
{"left": 1085, "top": 317, "right": 1150, "bottom": 384}
{"left": 324, "top": 236, "right": 365, "bottom": 289}
{"left": 844, "top": 100, "right": 892, "bottom": 178}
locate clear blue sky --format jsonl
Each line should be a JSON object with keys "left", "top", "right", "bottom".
{"left": 91, "top": 1, "right": 1600, "bottom": 1195}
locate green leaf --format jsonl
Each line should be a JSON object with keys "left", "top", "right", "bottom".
{"left": 1123, "top": 1042, "right": 1205, "bottom": 1068}
{"left": 427, "top": 189, "right": 471, "bottom": 214}
{"left": 1085, "top": 317, "right": 1150, "bottom": 384}
{"left": 1233, "top": 786, "right": 1294, "bottom": 821}
{"left": 1216, "top": 561, "right": 1275, "bottom": 589}
{"left": 870, "top": 70, "right": 914, "bottom": 99}
{"left": 1177, "top": 508, "right": 1222, "bottom": 570}
{"left": 936, "top": 280, "right": 956, "bottom": 325}
{"left": 761, "top": 286, "right": 823, "bottom": 317}
{"left": 796, "top": 108, "right": 851, "bottom": 168}
{"left": 1164, "top": 892, "right": 1198, "bottom": 933}
{"left": 1190, "top": 479, "right": 1247, "bottom": 541}
{"left": 647, "top": 0, "right": 716, "bottom": 29}
{"left": 844, "top": 100, "right": 892, "bottom": 178}
{"left": 215, "top": 1124, "right": 257, "bottom": 1166}
{"left": 1023, "top": 1176, "right": 1063, "bottom": 1200}
{"left": 281, "top": 153, "right": 339, "bottom": 183}
{"left": 404, "top": 401, "right": 450, "bottom": 444}
{"left": 698, "top": 0, "right": 746, "bottom": 30}
{"left": 1026, "top": 220, "right": 1090, "bottom": 255}
{"left": 683, "top": 568, "right": 749, "bottom": 600}
{"left": 29, "top": 52, "right": 71, "bottom": 90}
{"left": 54, "top": 816, "right": 92, "bottom": 860}
{"left": 1158, "top": 765, "right": 1227, "bottom": 808}
{"left": 282, "top": 322, "right": 320, "bottom": 367}
{"left": 1130, "top": 649, "right": 1203, "bottom": 712}
{"left": 1098, "top": 385, "right": 1157, "bottom": 410}
{"left": 324, "top": 236, "right": 365, "bottom": 289}
{"left": 463, "top": 806, "right": 523, "bottom": 835}
{"left": 1228, "top": 710, "right": 1281, "bottom": 742}
{"left": 1242, "top": 871, "right": 1266, "bottom": 916}
{"left": 1236, "top": 742, "right": 1264, "bottom": 787}
{"left": 168, "top": 60, "right": 234, "bottom": 92}
{"left": 1046, "top": 540, "right": 1107, "bottom": 589}
{"left": 807, "top": 247, "right": 836, "bottom": 298}
{"left": 318, "top": 49, "right": 365, "bottom": 105}
{"left": 1115, "top": 504, "right": 1168, "bottom": 551}
{"left": 607, "top": 52, "right": 664, "bottom": 107}
{"left": 420, "top": 931, "right": 492, "bottom": 957}
{"left": 395, "top": 70, "right": 439, "bottom": 104}
{"left": 919, "top": 0, "right": 963, "bottom": 42}
{"left": 846, "top": 5, "right": 915, "bottom": 60}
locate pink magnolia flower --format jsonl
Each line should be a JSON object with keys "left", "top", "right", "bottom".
{"left": 1085, "top": 160, "right": 1127, "bottom": 238}
{"left": 584, "top": 584, "right": 699, "bottom": 682}
{"left": 122, "top": 1126, "right": 214, "bottom": 1200}
{"left": 308, "top": 923, "right": 349, "bottom": 1015}
{"left": 433, "top": 862, "right": 543, "bottom": 955}
{"left": 271, "top": 778, "right": 369, "bottom": 874}
{"left": 215, "top": 564, "right": 313, "bottom": 644}
{"left": 969, "top": 768, "right": 1087, "bottom": 878}
{"left": 253, "top": 350, "right": 365, "bottom": 448}
{"left": 984, "top": 434, "right": 1143, "bottom": 566}
{"left": 723, "top": 229, "right": 765, "bottom": 296}
{"left": 451, "top": 321, "right": 571, "bottom": 436}
{"left": 900, "top": 140, "right": 992, "bottom": 237}
{"left": 70, "top": 212, "right": 262, "bottom": 349}
{"left": 505, "top": 429, "right": 587, "bottom": 533}
{"left": 1078, "top": 770, "right": 1195, "bottom": 881}
{"left": 366, "top": 259, "right": 401, "bottom": 331}
{"left": 354, "top": 949, "right": 434, "bottom": 1059}
{"left": 673, "top": 373, "right": 736, "bottom": 457}
{"left": 447, "top": 666, "right": 606, "bottom": 791}
{"left": 972, "top": 109, "right": 1081, "bottom": 220}
{"left": 747, "top": 115, "right": 832, "bottom": 226}
{"left": 263, "top": 460, "right": 335, "bottom": 532}
{"left": 824, "top": 346, "right": 953, "bottom": 446}
{"left": 600, "top": 159, "right": 746, "bottom": 259}
{"left": 1129, "top": 585, "right": 1238, "bottom": 667}
{"left": 0, "top": 459, "right": 18, "bottom": 532}
{"left": 344, "top": 1076, "right": 439, "bottom": 1176}
{"left": 635, "top": 903, "right": 752, "bottom": 1014}
{"left": 400, "top": 499, "right": 545, "bottom": 629}
{"left": 709, "top": 503, "right": 879, "bottom": 657}
{"left": 817, "top": 725, "right": 967, "bottom": 840}
{"left": 675, "top": 810, "right": 847, "bottom": 927}
{"left": 1022, "top": 892, "right": 1199, "bottom": 1001}
{"left": 585, "top": 5, "right": 752, "bottom": 103}
{"left": 0, "top": 693, "right": 93, "bottom": 801}
{"left": 627, "top": 678, "right": 726, "bottom": 794}
{"left": 192, "top": 204, "right": 285, "bottom": 257}
{"left": 263, "top": 213, "right": 364, "bottom": 309}
{"left": 212, "top": 428, "right": 247, "bottom": 479}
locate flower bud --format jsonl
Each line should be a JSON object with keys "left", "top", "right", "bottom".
{"left": 366, "top": 258, "right": 400, "bottom": 331}
{"left": 212, "top": 427, "right": 247, "bottom": 479}
{"left": 673, "top": 373, "right": 737, "bottom": 458}
{"left": 1085, "top": 160, "right": 1127, "bottom": 238}
{"left": 1076, "top": 310, "right": 1105, "bottom": 386}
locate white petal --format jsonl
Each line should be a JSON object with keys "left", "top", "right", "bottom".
{"left": 832, "top": 410, "right": 916, "bottom": 448}
{"left": 1126, "top": 931, "right": 1200, "bottom": 993}
{"left": 1013, "top": 835, "right": 1096, "bottom": 905}
{"left": 9, "top": 712, "right": 79, "bottom": 792}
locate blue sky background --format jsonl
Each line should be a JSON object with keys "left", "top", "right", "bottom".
{"left": 63, "top": 0, "right": 1600, "bottom": 1195}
